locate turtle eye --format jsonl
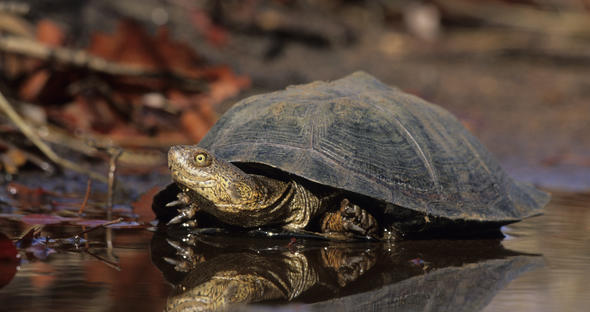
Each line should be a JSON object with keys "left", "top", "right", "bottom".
{"left": 194, "top": 153, "right": 210, "bottom": 166}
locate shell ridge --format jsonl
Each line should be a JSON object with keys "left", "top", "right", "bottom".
{"left": 365, "top": 92, "right": 442, "bottom": 197}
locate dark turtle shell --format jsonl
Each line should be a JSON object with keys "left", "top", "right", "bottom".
{"left": 198, "top": 72, "right": 548, "bottom": 222}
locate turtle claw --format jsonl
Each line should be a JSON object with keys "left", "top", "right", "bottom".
{"left": 164, "top": 238, "right": 205, "bottom": 272}
{"left": 340, "top": 199, "right": 379, "bottom": 236}
{"left": 167, "top": 213, "right": 187, "bottom": 225}
{"left": 163, "top": 256, "right": 193, "bottom": 272}
{"left": 166, "top": 238, "right": 195, "bottom": 258}
{"left": 166, "top": 192, "right": 191, "bottom": 207}
{"left": 165, "top": 199, "right": 185, "bottom": 207}
{"left": 167, "top": 204, "right": 198, "bottom": 225}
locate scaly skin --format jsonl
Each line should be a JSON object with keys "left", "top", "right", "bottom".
{"left": 167, "top": 145, "right": 379, "bottom": 237}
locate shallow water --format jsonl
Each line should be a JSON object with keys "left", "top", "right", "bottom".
{"left": 0, "top": 191, "right": 589, "bottom": 311}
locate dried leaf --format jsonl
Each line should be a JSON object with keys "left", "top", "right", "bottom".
{"left": 132, "top": 186, "right": 160, "bottom": 222}
{"left": 190, "top": 9, "right": 228, "bottom": 46}
{"left": 204, "top": 66, "right": 251, "bottom": 106}
{"left": 181, "top": 109, "right": 215, "bottom": 142}
{"left": 36, "top": 19, "right": 65, "bottom": 47}
{"left": 88, "top": 20, "right": 158, "bottom": 69}
{"left": 0, "top": 232, "right": 18, "bottom": 289}
{"left": 0, "top": 147, "right": 27, "bottom": 174}
{"left": 18, "top": 69, "right": 50, "bottom": 101}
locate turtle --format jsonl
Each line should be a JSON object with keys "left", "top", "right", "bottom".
{"left": 166, "top": 71, "right": 549, "bottom": 240}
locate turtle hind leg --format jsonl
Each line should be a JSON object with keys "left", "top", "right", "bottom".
{"left": 321, "top": 199, "right": 379, "bottom": 238}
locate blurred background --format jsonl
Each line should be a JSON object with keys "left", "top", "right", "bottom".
{"left": 1, "top": 0, "right": 589, "bottom": 190}
{"left": 1, "top": 1, "right": 590, "bottom": 311}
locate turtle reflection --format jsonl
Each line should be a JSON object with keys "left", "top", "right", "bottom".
{"left": 151, "top": 229, "right": 542, "bottom": 311}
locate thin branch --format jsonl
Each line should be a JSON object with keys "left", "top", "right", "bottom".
{"left": 74, "top": 217, "right": 124, "bottom": 237}
{"left": 106, "top": 147, "right": 122, "bottom": 221}
{"left": 78, "top": 179, "right": 92, "bottom": 215}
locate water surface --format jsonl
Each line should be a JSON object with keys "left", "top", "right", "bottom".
{"left": 0, "top": 191, "right": 588, "bottom": 311}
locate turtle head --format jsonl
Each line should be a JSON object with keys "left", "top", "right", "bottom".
{"left": 168, "top": 146, "right": 262, "bottom": 210}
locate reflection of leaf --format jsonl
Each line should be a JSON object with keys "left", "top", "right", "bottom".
{"left": 0, "top": 232, "right": 18, "bottom": 289}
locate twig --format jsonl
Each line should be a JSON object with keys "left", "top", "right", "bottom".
{"left": 0, "top": 89, "right": 107, "bottom": 182}
{"left": 74, "top": 217, "right": 124, "bottom": 237}
{"left": 78, "top": 179, "right": 92, "bottom": 215}
{"left": 106, "top": 147, "right": 122, "bottom": 221}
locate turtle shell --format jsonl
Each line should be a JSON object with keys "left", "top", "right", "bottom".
{"left": 198, "top": 72, "right": 548, "bottom": 222}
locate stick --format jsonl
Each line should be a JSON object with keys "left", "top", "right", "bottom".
{"left": 74, "top": 217, "right": 124, "bottom": 236}
{"left": 78, "top": 179, "right": 92, "bottom": 215}
{"left": 106, "top": 147, "right": 122, "bottom": 221}
{"left": 0, "top": 89, "right": 108, "bottom": 182}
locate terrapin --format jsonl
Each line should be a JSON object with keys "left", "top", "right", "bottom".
{"left": 166, "top": 72, "right": 549, "bottom": 240}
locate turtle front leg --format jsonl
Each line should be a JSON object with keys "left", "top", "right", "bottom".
{"left": 321, "top": 199, "right": 379, "bottom": 237}
{"left": 167, "top": 192, "right": 198, "bottom": 226}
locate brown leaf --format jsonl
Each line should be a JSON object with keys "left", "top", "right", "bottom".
{"left": 154, "top": 27, "right": 203, "bottom": 77}
{"left": 36, "top": 19, "right": 65, "bottom": 47}
{"left": 203, "top": 66, "right": 251, "bottom": 106}
{"left": 181, "top": 109, "right": 214, "bottom": 142}
{"left": 189, "top": 9, "right": 228, "bottom": 46}
{"left": 18, "top": 70, "right": 50, "bottom": 101}
{"left": 88, "top": 20, "right": 159, "bottom": 69}
{"left": 131, "top": 186, "right": 160, "bottom": 223}
{"left": 0, "top": 148, "right": 27, "bottom": 175}
{"left": 0, "top": 232, "right": 18, "bottom": 289}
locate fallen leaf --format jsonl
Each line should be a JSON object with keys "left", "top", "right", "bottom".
{"left": 18, "top": 69, "right": 51, "bottom": 101}
{"left": 189, "top": 9, "right": 228, "bottom": 46}
{"left": 181, "top": 109, "right": 215, "bottom": 142}
{"left": 132, "top": 186, "right": 160, "bottom": 222}
{"left": 0, "top": 147, "right": 27, "bottom": 175}
{"left": 0, "top": 232, "right": 18, "bottom": 289}
{"left": 36, "top": 19, "right": 65, "bottom": 47}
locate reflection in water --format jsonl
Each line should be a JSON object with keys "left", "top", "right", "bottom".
{"left": 2, "top": 192, "right": 589, "bottom": 311}
{"left": 484, "top": 191, "right": 590, "bottom": 312}
{"left": 151, "top": 228, "right": 542, "bottom": 311}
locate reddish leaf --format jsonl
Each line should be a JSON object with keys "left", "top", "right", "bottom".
{"left": 36, "top": 19, "right": 65, "bottom": 47}
{"left": 181, "top": 109, "right": 215, "bottom": 142}
{"left": 189, "top": 9, "right": 228, "bottom": 46}
{"left": 204, "top": 66, "right": 251, "bottom": 106}
{"left": 0, "top": 232, "right": 18, "bottom": 289}
{"left": 132, "top": 186, "right": 160, "bottom": 222}
{"left": 88, "top": 20, "right": 160, "bottom": 69}
{"left": 19, "top": 70, "right": 51, "bottom": 101}
{"left": 154, "top": 27, "right": 203, "bottom": 76}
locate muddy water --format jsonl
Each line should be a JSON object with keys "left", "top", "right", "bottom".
{"left": 0, "top": 191, "right": 589, "bottom": 311}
